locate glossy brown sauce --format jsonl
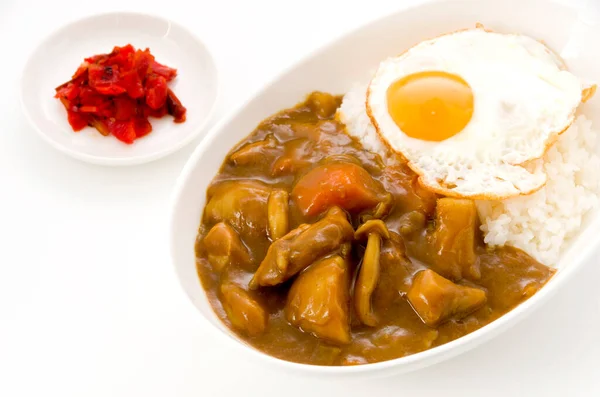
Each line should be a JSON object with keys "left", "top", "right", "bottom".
{"left": 195, "top": 92, "right": 555, "bottom": 366}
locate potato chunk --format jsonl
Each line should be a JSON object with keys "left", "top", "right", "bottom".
{"left": 203, "top": 222, "right": 251, "bottom": 272}
{"left": 221, "top": 282, "right": 268, "bottom": 336}
{"left": 249, "top": 206, "right": 354, "bottom": 288}
{"left": 204, "top": 180, "right": 271, "bottom": 237}
{"left": 431, "top": 198, "right": 479, "bottom": 280}
{"left": 286, "top": 255, "right": 351, "bottom": 345}
{"left": 407, "top": 269, "right": 487, "bottom": 327}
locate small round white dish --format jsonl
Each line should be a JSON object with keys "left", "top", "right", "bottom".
{"left": 20, "top": 12, "right": 219, "bottom": 166}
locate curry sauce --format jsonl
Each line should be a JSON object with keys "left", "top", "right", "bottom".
{"left": 195, "top": 92, "right": 555, "bottom": 366}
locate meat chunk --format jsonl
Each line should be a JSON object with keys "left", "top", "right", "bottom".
{"left": 397, "top": 210, "right": 426, "bottom": 236}
{"left": 286, "top": 255, "right": 351, "bottom": 345}
{"left": 220, "top": 282, "right": 268, "bottom": 336}
{"left": 229, "top": 135, "right": 278, "bottom": 166}
{"left": 249, "top": 206, "right": 354, "bottom": 288}
{"left": 271, "top": 138, "right": 315, "bottom": 176}
{"left": 204, "top": 180, "right": 271, "bottom": 237}
{"left": 372, "top": 232, "right": 418, "bottom": 308}
{"left": 202, "top": 222, "right": 252, "bottom": 272}
{"left": 431, "top": 198, "right": 479, "bottom": 280}
{"left": 381, "top": 163, "right": 438, "bottom": 216}
{"left": 306, "top": 91, "right": 341, "bottom": 119}
{"left": 407, "top": 269, "right": 487, "bottom": 327}
{"left": 478, "top": 245, "right": 556, "bottom": 311}
{"left": 291, "top": 161, "right": 393, "bottom": 218}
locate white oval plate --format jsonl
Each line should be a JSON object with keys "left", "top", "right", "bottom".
{"left": 170, "top": 0, "right": 600, "bottom": 378}
{"left": 20, "top": 12, "right": 219, "bottom": 166}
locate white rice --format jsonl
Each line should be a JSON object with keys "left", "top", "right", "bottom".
{"left": 337, "top": 83, "right": 393, "bottom": 159}
{"left": 337, "top": 84, "right": 600, "bottom": 266}
{"left": 476, "top": 115, "right": 600, "bottom": 266}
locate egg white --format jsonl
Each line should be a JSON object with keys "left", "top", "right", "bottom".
{"left": 366, "top": 28, "right": 584, "bottom": 199}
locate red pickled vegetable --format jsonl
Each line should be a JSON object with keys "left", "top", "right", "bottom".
{"left": 133, "top": 117, "right": 153, "bottom": 138}
{"left": 106, "top": 119, "right": 136, "bottom": 144}
{"left": 166, "top": 89, "right": 187, "bottom": 123}
{"left": 120, "top": 70, "right": 144, "bottom": 98}
{"left": 89, "top": 117, "right": 110, "bottom": 136}
{"left": 67, "top": 111, "right": 88, "bottom": 131}
{"left": 133, "top": 48, "right": 154, "bottom": 78}
{"left": 54, "top": 44, "right": 187, "bottom": 144}
{"left": 79, "top": 106, "right": 98, "bottom": 113}
{"left": 113, "top": 97, "right": 136, "bottom": 121}
{"left": 145, "top": 74, "right": 168, "bottom": 110}
{"left": 151, "top": 61, "right": 178, "bottom": 81}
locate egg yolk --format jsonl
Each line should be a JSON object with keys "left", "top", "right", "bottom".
{"left": 386, "top": 71, "right": 474, "bottom": 141}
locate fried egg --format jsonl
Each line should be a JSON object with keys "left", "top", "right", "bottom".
{"left": 366, "top": 27, "right": 586, "bottom": 199}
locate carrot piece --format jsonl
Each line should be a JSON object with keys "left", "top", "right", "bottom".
{"left": 291, "top": 162, "right": 389, "bottom": 217}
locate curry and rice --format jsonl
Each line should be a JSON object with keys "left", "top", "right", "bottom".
{"left": 193, "top": 26, "right": 600, "bottom": 366}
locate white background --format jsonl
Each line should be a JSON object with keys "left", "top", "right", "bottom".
{"left": 1, "top": 0, "right": 599, "bottom": 396}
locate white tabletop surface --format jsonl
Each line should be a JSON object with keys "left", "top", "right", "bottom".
{"left": 2, "top": 0, "right": 600, "bottom": 396}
